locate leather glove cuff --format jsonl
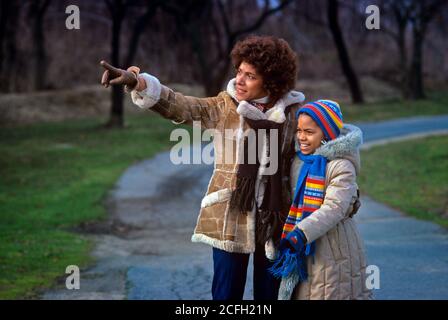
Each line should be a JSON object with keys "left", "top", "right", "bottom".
{"left": 125, "top": 66, "right": 141, "bottom": 92}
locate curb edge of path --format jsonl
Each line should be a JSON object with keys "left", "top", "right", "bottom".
{"left": 361, "top": 129, "right": 448, "bottom": 150}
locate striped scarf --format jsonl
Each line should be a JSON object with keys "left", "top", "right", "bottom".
{"left": 279, "top": 151, "right": 327, "bottom": 280}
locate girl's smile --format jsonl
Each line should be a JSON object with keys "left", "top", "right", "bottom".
{"left": 297, "top": 114, "right": 325, "bottom": 154}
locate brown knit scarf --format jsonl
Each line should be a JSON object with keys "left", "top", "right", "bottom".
{"left": 229, "top": 114, "right": 289, "bottom": 247}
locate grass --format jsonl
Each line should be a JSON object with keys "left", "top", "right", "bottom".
{"left": 343, "top": 91, "right": 448, "bottom": 123}
{"left": 359, "top": 135, "right": 448, "bottom": 227}
{"left": 0, "top": 114, "right": 185, "bottom": 299}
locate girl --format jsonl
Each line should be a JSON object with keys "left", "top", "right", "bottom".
{"left": 270, "top": 100, "right": 373, "bottom": 300}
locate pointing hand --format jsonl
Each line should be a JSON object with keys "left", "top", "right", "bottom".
{"left": 100, "top": 60, "right": 139, "bottom": 91}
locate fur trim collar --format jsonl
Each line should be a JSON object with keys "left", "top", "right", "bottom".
{"left": 314, "top": 124, "right": 363, "bottom": 160}
{"left": 309, "top": 124, "right": 363, "bottom": 174}
{"left": 226, "top": 78, "right": 305, "bottom": 124}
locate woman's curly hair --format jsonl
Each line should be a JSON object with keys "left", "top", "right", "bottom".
{"left": 230, "top": 35, "right": 298, "bottom": 102}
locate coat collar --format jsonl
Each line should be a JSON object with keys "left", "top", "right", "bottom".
{"left": 315, "top": 124, "right": 362, "bottom": 158}
{"left": 310, "top": 124, "right": 363, "bottom": 174}
{"left": 226, "top": 78, "right": 305, "bottom": 124}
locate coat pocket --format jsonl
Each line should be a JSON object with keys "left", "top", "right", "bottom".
{"left": 200, "top": 188, "right": 238, "bottom": 241}
{"left": 201, "top": 188, "right": 232, "bottom": 208}
{"left": 327, "top": 228, "right": 344, "bottom": 262}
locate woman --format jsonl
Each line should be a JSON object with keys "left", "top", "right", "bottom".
{"left": 270, "top": 99, "right": 373, "bottom": 300}
{"left": 100, "top": 35, "right": 305, "bottom": 300}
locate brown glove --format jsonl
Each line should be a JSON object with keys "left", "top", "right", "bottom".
{"left": 100, "top": 60, "right": 140, "bottom": 92}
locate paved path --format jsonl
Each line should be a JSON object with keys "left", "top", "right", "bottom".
{"left": 42, "top": 115, "right": 448, "bottom": 300}
{"left": 358, "top": 114, "right": 448, "bottom": 143}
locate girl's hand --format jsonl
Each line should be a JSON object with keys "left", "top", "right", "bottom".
{"left": 279, "top": 228, "right": 307, "bottom": 253}
{"left": 100, "top": 60, "right": 138, "bottom": 90}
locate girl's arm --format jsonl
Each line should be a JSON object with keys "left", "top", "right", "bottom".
{"left": 296, "top": 159, "right": 358, "bottom": 243}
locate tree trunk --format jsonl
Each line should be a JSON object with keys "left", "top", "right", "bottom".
{"left": 0, "top": 1, "right": 19, "bottom": 92}
{"left": 33, "top": 16, "right": 47, "bottom": 90}
{"left": 327, "top": 0, "right": 364, "bottom": 104}
{"left": 395, "top": 15, "right": 412, "bottom": 99}
{"left": 203, "top": 61, "right": 230, "bottom": 96}
{"left": 108, "top": 85, "right": 125, "bottom": 127}
{"left": 125, "top": 1, "right": 161, "bottom": 67}
{"left": 31, "top": 0, "right": 51, "bottom": 91}
{"left": 107, "top": 0, "right": 162, "bottom": 128}
{"left": 391, "top": 0, "right": 445, "bottom": 100}
{"left": 0, "top": 1, "right": 7, "bottom": 85}
{"left": 409, "top": 25, "right": 426, "bottom": 99}
{"left": 188, "top": 23, "right": 231, "bottom": 96}
{"left": 407, "top": 0, "right": 433, "bottom": 101}
{"left": 107, "top": 0, "right": 125, "bottom": 128}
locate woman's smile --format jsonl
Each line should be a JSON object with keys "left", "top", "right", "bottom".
{"left": 236, "top": 87, "right": 247, "bottom": 95}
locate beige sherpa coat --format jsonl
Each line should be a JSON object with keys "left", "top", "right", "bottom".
{"left": 131, "top": 73, "right": 305, "bottom": 254}
{"left": 279, "top": 124, "right": 373, "bottom": 300}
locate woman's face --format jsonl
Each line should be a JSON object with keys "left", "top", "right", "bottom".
{"left": 297, "top": 114, "right": 325, "bottom": 155}
{"left": 235, "top": 61, "right": 268, "bottom": 101}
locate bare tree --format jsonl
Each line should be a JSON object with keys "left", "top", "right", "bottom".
{"left": 0, "top": 1, "right": 21, "bottom": 92}
{"left": 161, "top": 0, "right": 295, "bottom": 96}
{"left": 104, "top": 0, "right": 128, "bottom": 127}
{"left": 380, "top": 0, "right": 446, "bottom": 99}
{"left": 293, "top": 0, "right": 365, "bottom": 104}
{"left": 125, "top": 0, "right": 164, "bottom": 67}
{"left": 27, "top": 0, "right": 52, "bottom": 91}
{"left": 327, "top": 0, "right": 364, "bottom": 103}
{"left": 408, "top": 0, "right": 445, "bottom": 99}
{"left": 104, "top": 0, "right": 164, "bottom": 128}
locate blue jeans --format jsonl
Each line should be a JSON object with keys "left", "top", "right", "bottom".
{"left": 211, "top": 244, "right": 280, "bottom": 300}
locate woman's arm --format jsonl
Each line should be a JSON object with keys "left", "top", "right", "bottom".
{"left": 131, "top": 73, "right": 224, "bottom": 129}
{"left": 296, "top": 159, "right": 357, "bottom": 243}
{"left": 100, "top": 60, "right": 224, "bottom": 129}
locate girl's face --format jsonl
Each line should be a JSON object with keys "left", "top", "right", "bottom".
{"left": 235, "top": 61, "right": 268, "bottom": 101}
{"left": 297, "top": 114, "right": 325, "bottom": 155}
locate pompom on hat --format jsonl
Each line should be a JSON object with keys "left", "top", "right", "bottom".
{"left": 296, "top": 99, "right": 344, "bottom": 141}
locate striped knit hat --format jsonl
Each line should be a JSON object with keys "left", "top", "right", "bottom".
{"left": 296, "top": 99, "right": 343, "bottom": 141}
